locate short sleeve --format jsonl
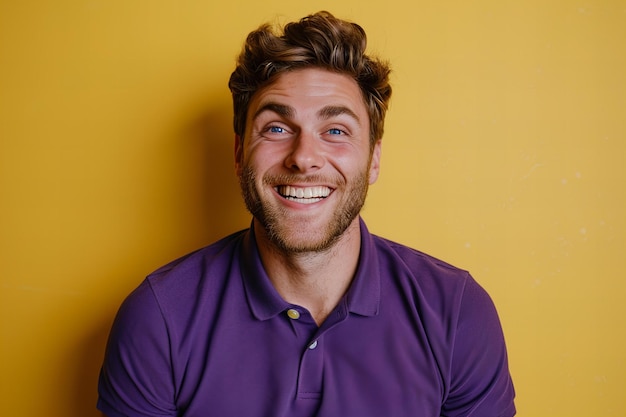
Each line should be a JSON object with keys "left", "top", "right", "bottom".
{"left": 442, "top": 277, "right": 516, "bottom": 417}
{"left": 97, "top": 280, "right": 178, "bottom": 417}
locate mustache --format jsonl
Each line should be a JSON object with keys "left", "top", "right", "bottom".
{"left": 262, "top": 173, "right": 344, "bottom": 186}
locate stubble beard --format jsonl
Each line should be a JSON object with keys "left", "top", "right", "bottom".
{"left": 239, "top": 166, "right": 370, "bottom": 254}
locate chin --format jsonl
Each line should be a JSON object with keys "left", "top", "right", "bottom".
{"left": 268, "top": 219, "right": 355, "bottom": 254}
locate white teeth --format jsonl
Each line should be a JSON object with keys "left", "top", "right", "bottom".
{"left": 276, "top": 185, "right": 331, "bottom": 202}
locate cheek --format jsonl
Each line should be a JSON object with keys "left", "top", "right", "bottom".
{"left": 248, "top": 144, "right": 292, "bottom": 174}
{"left": 333, "top": 150, "right": 374, "bottom": 176}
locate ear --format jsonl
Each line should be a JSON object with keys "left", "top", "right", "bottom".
{"left": 234, "top": 134, "right": 243, "bottom": 176}
{"left": 368, "top": 140, "right": 382, "bottom": 184}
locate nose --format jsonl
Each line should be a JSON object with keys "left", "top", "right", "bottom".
{"left": 284, "top": 132, "right": 325, "bottom": 173}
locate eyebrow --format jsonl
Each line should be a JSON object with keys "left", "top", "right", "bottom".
{"left": 318, "top": 105, "right": 361, "bottom": 125}
{"left": 253, "top": 103, "right": 294, "bottom": 120}
{"left": 253, "top": 102, "right": 361, "bottom": 125}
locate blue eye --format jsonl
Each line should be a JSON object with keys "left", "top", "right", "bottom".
{"left": 269, "top": 126, "right": 285, "bottom": 133}
{"left": 328, "top": 128, "right": 343, "bottom": 135}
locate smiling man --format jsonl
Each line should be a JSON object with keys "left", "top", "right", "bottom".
{"left": 98, "top": 11, "right": 515, "bottom": 417}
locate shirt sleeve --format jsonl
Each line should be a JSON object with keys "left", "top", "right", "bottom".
{"left": 442, "top": 276, "right": 516, "bottom": 417}
{"left": 97, "top": 280, "right": 178, "bottom": 417}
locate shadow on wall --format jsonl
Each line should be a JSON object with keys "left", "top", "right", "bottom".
{"left": 67, "top": 97, "right": 250, "bottom": 416}
{"left": 71, "top": 315, "right": 113, "bottom": 417}
{"left": 181, "top": 101, "right": 251, "bottom": 242}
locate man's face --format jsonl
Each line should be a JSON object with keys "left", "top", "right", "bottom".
{"left": 235, "top": 68, "right": 381, "bottom": 253}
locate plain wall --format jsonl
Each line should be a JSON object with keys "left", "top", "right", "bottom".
{"left": 1, "top": 1, "right": 624, "bottom": 416}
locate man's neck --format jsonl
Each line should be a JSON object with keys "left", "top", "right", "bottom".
{"left": 254, "top": 218, "right": 362, "bottom": 326}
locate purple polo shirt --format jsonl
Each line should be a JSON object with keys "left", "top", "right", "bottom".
{"left": 98, "top": 219, "right": 515, "bottom": 417}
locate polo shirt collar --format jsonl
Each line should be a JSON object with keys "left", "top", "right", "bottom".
{"left": 240, "top": 218, "right": 381, "bottom": 321}
{"left": 346, "top": 218, "right": 381, "bottom": 317}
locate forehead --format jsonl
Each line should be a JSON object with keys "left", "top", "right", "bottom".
{"left": 248, "top": 68, "right": 368, "bottom": 119}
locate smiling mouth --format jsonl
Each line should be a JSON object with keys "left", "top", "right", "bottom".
{"left": 275, "top": 185, "right": 332, "bottom": 204}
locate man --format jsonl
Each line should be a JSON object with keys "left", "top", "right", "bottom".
{"left": 98, "top": 11, "right": 515, "bottom": 417}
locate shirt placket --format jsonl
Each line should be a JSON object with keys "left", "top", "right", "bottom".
{"left": 285, "top": 308, "right": 324, "bottom": 400}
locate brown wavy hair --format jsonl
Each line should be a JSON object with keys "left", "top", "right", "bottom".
{"left": 228, "top": 11, "right": 392, "bottom": 147}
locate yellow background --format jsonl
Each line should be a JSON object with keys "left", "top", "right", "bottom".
{"left": 1, "top": 1, "right": 624, "bottom": 416}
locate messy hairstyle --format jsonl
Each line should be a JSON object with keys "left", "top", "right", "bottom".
{"left": 228, "top": 11, "right": 392, "bottom": 147}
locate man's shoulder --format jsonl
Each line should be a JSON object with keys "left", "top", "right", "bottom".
{"left": 371, "top": 234, "right": 470, "bottom": 281}
{"left": 139, "top": 229, "right": 248, "bottom": 297}
{"left": 366, "top": 233, "right": 485, "bottom": 316}
{"left": 369, "top": 233, "right": 503, "bottom": 336}
{"left": 117, "top": 229, "right": 249, "bottom": 326}
{"left": 150, "top": 229, "right": 247, "bottom": 276}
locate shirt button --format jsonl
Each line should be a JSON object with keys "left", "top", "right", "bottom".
{"left": 287, "top": 309, "right": 300, "bottom": 320}
{"left": 308, "top": 340, "right": 318, "bottom": 350}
